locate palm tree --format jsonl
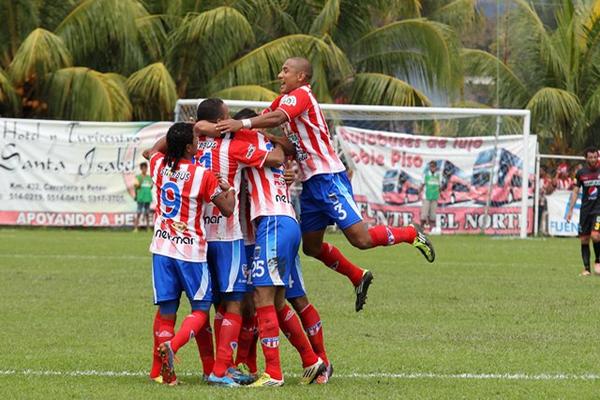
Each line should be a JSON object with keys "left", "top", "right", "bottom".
{"left": 0, "top": 0, "right": 477, "bottom": 121}
{"left": 462, "top": 0, "right": 600, "bottom": 153}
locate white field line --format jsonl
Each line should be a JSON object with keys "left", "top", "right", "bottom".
{"left": 0, "top": 369, "right": 599, "bottom": 381}
{"left": 0, "top": 254, "right": 148, "bottom": 260}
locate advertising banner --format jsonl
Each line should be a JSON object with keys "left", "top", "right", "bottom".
{"left": 336, "top": 126, "right": 536, "bottom": 234}
{"left": 546, "top": 191, "right": 580, "bottom": 236}
{"left": 0, "top": 118, "right": 171, "bottom": 226}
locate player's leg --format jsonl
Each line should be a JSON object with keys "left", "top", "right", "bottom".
{"left": 235, "top": 292, "right": 258, "bottom": 377}
{"left": 134, "top": 202, "right": 142, "bottom": 232}
{"left": 579, "top": 212, "right": 592, "bottom": 276}
{"left": 420, "top": 200, "right": 429, "bottom": 228}
{"left": 144, "top": 203, "right": 151, "bottom": 230}
{"left": 157, "top": 259, "right": 213, "bottom": 384}
{"left": 193, "top": 311, "right": 214, "bottom": 380}
{"left": 248, "top": 216, "right": 288, "bottom": 387}
{"left": 206, "top": 240, "right": 248, "bottom": 386}
{"left": 151, "top": 254, "right": 183, "bottom": 384}
{"left": 590, "top": 215, "right": 600, "bottom": 274}
{"left": 272, "top": 221, "right": 324, "bottom": 383}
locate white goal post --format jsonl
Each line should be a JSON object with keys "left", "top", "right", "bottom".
{"left": 175, "top": 99, "right": 532, "bottom": 238}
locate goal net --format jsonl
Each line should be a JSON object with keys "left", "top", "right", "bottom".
{"left": 175, "top": 99, "right": 534, "bottom": 238}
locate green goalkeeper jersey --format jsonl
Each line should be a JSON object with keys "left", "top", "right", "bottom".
{"left": 136, "top": 174, "right": 153, "bottom": 203}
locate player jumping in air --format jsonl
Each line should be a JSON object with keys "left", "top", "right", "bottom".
{"left": 566, "top": 147, "right": 600, "bottom": 276}
{"left": 215, "top": 57, "right": 435, "bottom": 312}
{"left": 144, "top": 122, "right": 235, "bottom": 385}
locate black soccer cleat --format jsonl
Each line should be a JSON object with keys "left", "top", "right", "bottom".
{"left": 410, "top": 223, "right": 435, "bottom": 263}
{"left": 355, "top": 270, "right": 373, "bottom": 312}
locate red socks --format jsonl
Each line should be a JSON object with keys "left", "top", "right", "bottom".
{"left": 170, "top": 311, "right": 208, "bottom": 353}
{"left": 235, "top": 314, "right": 256, "bottom": 368}
{"left": 212, "top": 312, "right": 242, "bottom": 377}
{"left": 316, "top": 243, "right": 364, "bottom": 286}
{"left": 213, "top": 305, "right": 225, "bottom": 349}
{"left": 368, "top": 225, "right": 416, "bottom": 246}
{"left": 299, "top": 304, "right": 329, "bottom": 365}
{"left": 256, "top": 305, "right": 283, "bottom": 380}
{"left": 277, "top": 305, "right": 319, "bottom": 368}
{"left": 151, "top": 313, "right": 175, "bottom": 378}
{"left": 194, "top": 319, "right": 215, "bottom": 376}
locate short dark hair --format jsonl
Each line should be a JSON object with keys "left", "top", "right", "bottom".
{"left": 140, "top": 162, "right": 148, "bottom": 169}
{"left": 164, "top": 122, "right": 194, "bottom": 170}
{"left": 196, "top": 98, "right": 225, "bottom": 122}
{"left": 233, "top": 108, "right": 258, "bottom": 120}
{"left": 584, "top": 146, "right": 597, "bottom": 157}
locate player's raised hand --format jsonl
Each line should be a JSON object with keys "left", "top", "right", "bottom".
{"left": 566, "top": 210, "right": 573, "bottom": 223}
{"left": 283, "top": 160, "right": 296, "bottom": 186}
{"left": 216, "top": 119, "right": 242, "bottom": 134}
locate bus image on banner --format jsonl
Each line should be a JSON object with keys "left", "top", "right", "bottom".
{"left": 382, "top": 170, "right": 421, "bottom": 205}
{"left": 470, "top": 148, "right": 532, "bottom": 205}
{"left": 428, "top": 160, "right": 471, "bottom": 205}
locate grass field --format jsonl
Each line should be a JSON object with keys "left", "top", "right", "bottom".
{"left": 1, "top": 228, "right": 600, "bottom": 399}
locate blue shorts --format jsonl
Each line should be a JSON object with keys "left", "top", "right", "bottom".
{"left": 245, "top": 244, "right": 256, "bottom": 283}
{"left": 251, "top": 216, "right": 300, "bottom": 288}
{"left": 207, "top": 240, "right": 249, "bottom": 294}
{"left": 300, "top": 172, "right": 363, "bottom": 233}
{"left": 152, "top": 254, "right": 213, "bottom": 304}
{"left": 286, "top": 254, "right": 307, "bottom": 299}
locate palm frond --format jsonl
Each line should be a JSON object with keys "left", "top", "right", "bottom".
{"left": 0, "top": 0, "right": 40, "bottom": 66}
{"left": 461, "top": 49, "right": 530, "bottom": 108}
{"left": 430, "top": 0, "right": 480, "bottom": 33}
{"left": 166, "top": 6, "right": 255, "bottom": 96}
{"left": 126, "top": 62, "right": 177, "bottom": 121}
{"left": 55, "top": 0, "right": 161, "bottom": 75}
{"left": 0, "top": 67, "right": 20, "bottom": 115}
{"left": 347, "top": 72, "right": 431, "bottom": 106}
{"left": 353, "top": 19, "right": 461, "bottom": 93}
{"left": 9, "top": 28, "right": 72, "bottom": 86}
{"left": 527, "top": 87, "right": 584, "bottom": 132}
{"left": 207, "top": 34, "right": 352, "bottom": 101}
{"left": 233, "top": 0, "right": 300, "bottom": 42}
{"left": 211, "top": 85, "right": 278, "bottom": 101}
{"left": 309, "top": 0, "right": 341, "bottom": 37}
{"left": 44, "top": 67, "right": 132, "bottom": 121}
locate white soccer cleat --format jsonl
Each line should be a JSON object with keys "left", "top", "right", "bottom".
{"left": 300, "top": 357, "right": 327, "bottom": 384}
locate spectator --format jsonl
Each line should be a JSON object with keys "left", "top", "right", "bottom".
{"left": 538, "top": 166, "right": 554, "bottom": 235}
{"left": 420, "top": 161, "right": 441, "bottom": 233}
{"left": 553, "top": 163, "right": 574, "bottom": 191}
{"left": 134, "top": 162, "right": 153, "bottom": 232}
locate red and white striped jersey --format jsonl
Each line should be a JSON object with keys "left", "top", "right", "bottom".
{"left": 195, "top": 131, "right": 268, "bottom": 241}
{"left": 149, "top": 152, "right": 222, "bottom": 262}
{"left": 265, "top": 84, "right": 345, "bottom": 181}
{"left": 236, "top": 130, "right": 296, "bottom": 221}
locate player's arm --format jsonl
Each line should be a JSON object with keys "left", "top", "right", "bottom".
{"left": 265, "top": 133, "right": 295, "bottom": 156}
{"left": 194, "top": 120, "right": 220, "bottom": 138}
{"left": 143, "top": 136, "right": 167, "bottom": 160}
{"left": 211, "top": 178, "right": 235, "bottom": 217}
{"left": 263, "top": 144, "right": 285, "bottom": 167}
{"left": 215, "top": 110, "right": 288, "bottom": 133}
{"left": 566, "top": 185, "right": 580, "bottom": 222}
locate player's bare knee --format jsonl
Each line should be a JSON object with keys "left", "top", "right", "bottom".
{"left": 289, "top": 296, "right": 309, "bottom": 313}
{"left": 303, "top": 242, "right": 321, "bottom": 257}
{"left": 580, "top": 236, "right": 591, "bottom": 244}
{"left": 592, "top": 232, "right": 600, "bottom": 242}
{"left": 348, "top": 234, "right": 372, "bottom": 250}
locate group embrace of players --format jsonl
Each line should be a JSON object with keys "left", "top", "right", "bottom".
{"left": 143, "top": 57, "right": 436, "bottom": 387}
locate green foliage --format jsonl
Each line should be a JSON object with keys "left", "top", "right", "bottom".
{"left": 9, "top": 28, "right": 72, "bottom": 86}
{"left": 126, "top": 63, "right": 177, "bottom": 121}
{"left": 0, "top": 0, "right": 476, "bottom": 121}
{"left": 44, "top": 67, "right": 132, "bottom": 121}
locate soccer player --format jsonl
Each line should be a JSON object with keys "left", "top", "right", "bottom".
{"left": 194, "top": 99, "right": 286, "bottom": 386}
{"left": 144, "top": 122, "right": 235, "bottom": 385}
{"left": 215, "top": 57, "right": 435, "bottom": 312}
{"left": 566, "top": 147, "right": 600, "bottom": 276}
{"left": 133, "top": 162, "right": 153, "bottom": 232}
{"left": 232, "top": 125, "right": 325, "bottom": 387}
{"left": 234, "top": 108, "right": 332, "bottom": 384}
